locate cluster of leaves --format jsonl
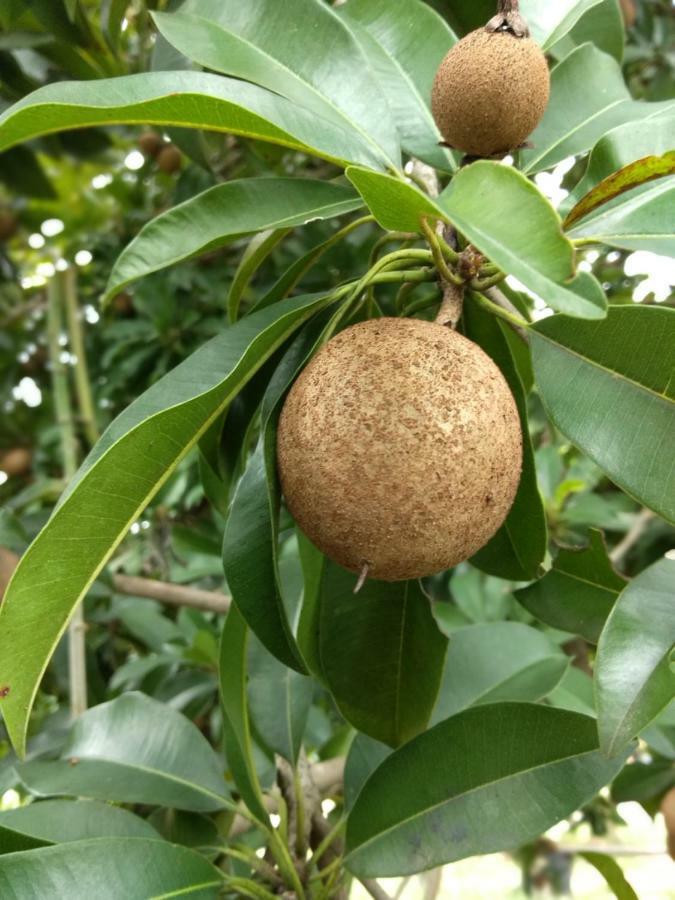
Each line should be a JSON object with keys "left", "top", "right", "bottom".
{"left": 0, "top": 0, "right": 674, "bottom": 898}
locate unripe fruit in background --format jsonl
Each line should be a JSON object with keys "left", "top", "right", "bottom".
{"left": 0, "top": 447, "right": 32, "bottom": 478}
{"left": 431, "top": 1, "right": 550, "bottom": 158}
{"left": 277, "top": 318, "right": 522, "bottom": 582}
{"left": 156, "top": 144, "right": 182, "bottom": 174}
{"left": 138, "top": 130, "right": 164, "bottom": 158}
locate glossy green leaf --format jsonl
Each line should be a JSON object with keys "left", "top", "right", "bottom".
{"left": 579, "top": 853, "right": 638, "bottom": 900}
{"left": 463, "top": 298, "right": 547, "bottom": 579}
{"left": 550, "top": 0, "right": 624, "bottom": 62}
{"left": 295, "top": 530, "right": 327, "bottom": 680}
{"left": 567, "top": 176, "right": 675, "bottom": 255}
{"left": 432, "top": 623, "right": 568, "bottom": 723}
{"left": 0, "top": 800, "right": 159, "bottom": 847}
{"left": 338, "top": 0, "right": 456, "bottom": 170}
{"left": 247, "top": 634, "right": 314, "bottom": 764}
{"left": 223, "top": 315, "right": 331, "bottom": 672}
{"left": 548, "top": 667, "right": 596, "bottom": 717}
{"left": 596, "top": 554, "right": 675, "bottom": 757}
{"left": 320, "top": 562, "right": 448, "bottom": 747}
{"left": 440, "top": 163, "right": 605, "bottom": 319}
{"left": 564, "top": 116, "right": 675, "bottom": 214}
{"left": 531, "top": 307, "right": 675, "bottom": 523}
{"left": 227, "top": 229, "right": 290, "bottom": 324}
{"left": 564, "top": 152, "right": 675, "bottom": 228}
{"left": 0, "top": 292, "right": 330, "bottom": 755}
{"left": 153, "top": 0, "right": 400, "bottom": 168}
{"left": 344, "top": 734, "right": 391, "bottom": 811}
{"left": 516, "top": 530, "right": 627, "bottom": 643}
{"left": 0, "top": 838, "right": 222, "bottom": 899}
{"left": 522, "top": 44, "right": 675, "bottom": 175}
{"left": 105, "top": 178, "right": 362, "bottom": 303}
{"left": 0, "top": 71, "right": 385, "bottom": 170}
{"left": 611, "top": 759, "right": 675, "bottom": 804}
{"left": 346, "top": 166, "right": 445, "bottom": 233}
{"left": 523, "top": 0, "right": 605, "bottom": 49}
{"left": 346, "top": 703, "right": 628, "bottom": 877}
{"left": 17, "top": 693, "right": 229, "bottom": 812}
{"left": 218, "top": 606, "right": 269, "bottom": 823}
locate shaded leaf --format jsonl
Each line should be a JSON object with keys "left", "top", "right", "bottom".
{"left": 516, "top": 530, "right": 627, "bottom": 643}
{"left": 0, "top": 838, "right": 222, "bottom": 899}
{"left": 432, "top": 622, "right": 568, "bottom": 723}
{"left": 346, "top": 166, "right": 444, "bottom": 233}
{"left": 550, "top": 0, "right": 624, "bottom": 62}
{"left": 344, "top": 734, "right": 391, "bottom": 811}
{"left": 596, "top": 554, "right": 675, "bottom": 757}
{"left": 346, "top": 703, "right": 628, "bottom": 877}
{"left": 319, "top": 562, "right": 448, "bottom": 747}
{"left": 531, "top": 307, "right": 675, "bottom": 523}
{"left": 579, "top": 852, "right": 638, "bottom": 900}
{"left": 227, "top": 228, "right": 290, "bottom": 324}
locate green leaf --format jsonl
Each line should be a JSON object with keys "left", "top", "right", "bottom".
{"left": 550, "top": 0, "right": 625, "bottom": 62}
{"left": 101, "top": 0, "right": 128, "bottom": 50}
{"left": 0, "top": 800, "right": 159, "bottom": 848}
{"left": 104, "top": 178, "right": 362, "bottom": 303}
{"left": 563, "top": 116, "right": 675, "bottom": 215}
{"left": 463, "top": 298, "right": 547, "bottom": 579}
{"left": 0, "top": 291, "right": 330, "bottom": 755}
{"left": 0, "top": 147, "right": 55, "bottom": 199}
{"left": 530, "top": 306, "right": 675, "bottom": 523}
{"left": 523, "top": 0, "right": 605, "bottom": 49}
{"left": 439, "top": 162, "right": 604, "bottom": 320}
{"left": 338, "top": 0, "right": 456, "bottom": 171}
{"left": 247, "top": 634, "right": 313, "bottom": 764}
{"left": 579, "top": 852, "right": 638, "bottom": 900}
{"left": 0, "top": 71, "right": 385, "bottom": 170}
{"left": 567, "top": 176, "right": 675, "bottom": 255}
{"left": 346, "top": 165, "right": 445, "bottom": 233}
{"left": 344, "top": 734, "right": 391, "bottom": 811}
{"left": 596, "top": 554, "right": 675, "bottom": 757}
{"left": 0, "top": 838, "right": 222, "bottom": 899}
{"left": 345, "top": 703, "right": 628, "bottom": 877}
{"left": 611, "top": 759, "right": 675, "bottom": 804}
{"left": 223, "top": 315, "right": 331, "bottom": 672}
{"left": 219, "top": 606, "right": 269, "bottom": 823}
{"left": 319, "top": 562, "right": 448, "bottom": 748}
{"left": 17, "top": 693, "right": 229, "bottom": 812}
{"left": 227, "top": 229, "right": 290, "bottom": 324}
{"left": 564, "top": 152, "right": 675, "bottom": 229}
{"left": 548, "top": 667, "right": 596, "bottom": 717}
{"left": 152, "top": 1, "right": 400, "bottom": 169}
{"left": 432, "top": 623, "right": 568, "bottom": 723}
{"left": 516, "top": 531, "right": 627, "bottom": 643}
{"left": 295, "top": 530, "right": 326, "bottom": 680}
{"left": 522, "top": 44, "right": 675, "bottom": 175}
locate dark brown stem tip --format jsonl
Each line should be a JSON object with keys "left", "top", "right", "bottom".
{"left": 486, "top": 0, "right": 530, "bottom": 38}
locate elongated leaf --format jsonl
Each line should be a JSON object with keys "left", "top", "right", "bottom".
{"left": 0, "top": 800, "right": 159, "bottom": 846}
{"left": 567, "top": 176, "right": 675, "bottom": 255}
{"left": 223, "top": 315, "right": 331, "bottom": 672}
{"left": 219, "top": 606, "right": 269, "bottom": 823}
{"left": 0, "top": 71, "right": 385, "bottom": 170}
{"left": 0, "top": 838, "right": 222, "bottom": 899}
{"left": 580, "top": 852, "right": 638, "bottom": 900}
{"left": 153, "top": 0, "right": 400, "bottom": 169}
{"left": 548, "top": 667, "right": 596, "bottom": 717}
{"left": 564, "top": 152, "right": 675, "bottom": 228}
{"left": 516, "top": 531, "right": 627, "bottom": 642}
{"left": 248, "top": 634, "right": 314, "bottom": 764}
{"left": 320, "top": 562, "right": 448, "bottom": 747}
{"left": 596, "top": 554, "right": 675, "bottom": 757}
{"left": 346, "top": 703, "right": 628, "bottom": 877}
{"left": 101, "top": 0, "right": 128, "bottom": 50}
{"left": 105, "top": 178, "right": 362, "bottom": 303}
{"left": 0, "top": 292, "right": 330, "bottom": 755}
{"left": 346, "top": 166, "right": 445, "bottom": 233}
{"left": 550, "top": 0, "right": 624, "bottom": 62}
{"left": 344, "top": 734, "right": 391, "bottom": 811}
{"left": 17, "top": 693, "right": 229, "bottom": 812}
{"left": 522, "top": 44, "right": 675, "bottom": 175}
{"left": 439, "top": 163, "right": 605, "bottom": 319}
{"left": 227, "top": 228, "right": 290, "bottom": 324}
{"left": 464, "top": 298, "right": 547, "bottom": 580}
{"left": 338, "top": 0, "right": 456, "bottom": 170}
{"left": 564, "top": 116, "right": 675, "bottom": 214}
{"left": 432, "top": 623, "right": 568, "bottom": 723}
{"left": 531, "top": 307, "right": 675, "bottom": 523}
{"left": 523, "top": 0, "right": 605, "bottom": 49}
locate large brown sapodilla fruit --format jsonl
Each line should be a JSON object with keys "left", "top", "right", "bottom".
{"left": 277, "top": 318, "right": 522, "bottom": 581}
{"left": 431, "top": 28, "right": 550, "bottom": 158}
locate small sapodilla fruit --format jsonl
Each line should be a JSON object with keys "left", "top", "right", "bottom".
{"left": 0, "top": 447, "right": 32, "bottom": 478}
{"left": 138, "top": 130, "right": 164, "bottom": 158}
{"left": 156, "top": 144, "right": 182, "bottom": 174}
{"left": 431, "top": 0, "right": 550, "bottom": 158}
{"left": 277, "top": 318, "right": 522, "bottom": 582}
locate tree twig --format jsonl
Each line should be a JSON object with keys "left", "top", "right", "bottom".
{"left": 610, "top": 508, "right": 656, "bottom": 566}
{"left": 111, "top": 573, "right": 231, "bottom": 613}
{"left": 360, "top": 879, "right": 395, "bottom": 900}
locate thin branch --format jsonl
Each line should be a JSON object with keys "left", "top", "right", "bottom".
{"left": 360, "top": 879, "right": 395, "bottom": 900}
{"left": 112, "top": 573, "right": 231, "bottom": 614}
{"left": 610, "top": 508, "right": 656, "bottom": 566}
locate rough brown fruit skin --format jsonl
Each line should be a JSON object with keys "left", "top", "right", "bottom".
{"left": 431, "top": 30, "right": 550, "bottom": 157}
{"left": 277, "top": 318, "right": 522, "bottom": 581}
{"left": 0, "top": 447, "right": 32, "bottom": 478}
{"left": 157, "top": 144, "right": 182, "bottom": 174}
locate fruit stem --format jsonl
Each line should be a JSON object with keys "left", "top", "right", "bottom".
{"left": 472, "top": 289, "right": 530, "bottom": 331}
{"left": 471, "top": 270, "right": 507, "bottom": 291}
{"left": 487, "top": 0, "right": 530, "bottom": 37}
{"left": 400, "top": 289, "right": 443, "bottom": 317}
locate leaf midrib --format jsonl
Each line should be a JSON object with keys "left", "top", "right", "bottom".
{"left": 348, "top": 745, "right": 603, "bottom": 856}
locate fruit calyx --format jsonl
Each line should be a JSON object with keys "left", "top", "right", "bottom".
{"left": 486, "top": 0, "right": 530, "bottom": 38}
